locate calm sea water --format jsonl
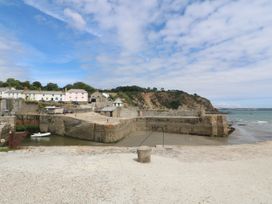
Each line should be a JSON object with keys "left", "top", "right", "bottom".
{"left": 221, "top": 108, "right": 272, "bottom": 125}
{"left": 21, "top": 109, "right": 272, "bottom": 146}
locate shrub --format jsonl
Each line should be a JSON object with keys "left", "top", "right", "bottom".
{"left": 16, "top": 125, "right": 40, "bottom": 133}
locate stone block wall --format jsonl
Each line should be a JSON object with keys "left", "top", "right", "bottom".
{"left": 141, "top": 109, "right": 201, "bottom": 117}
{"left": 0, "top": 116, "right": 16, "bottom": 128}
{"left": 16, "top": 113, "right": 229, "bottom": 144}
{"left": 39, "top": 115, "right": 137, "bottom": 143}
{"left": 0, "top": 123, "right": 12, "bottom": 142}
{"left": 119, "top": 107, "right": 139, "bottom": 118}
{"left": 135, "top": 115, "right": 227, "bottom": 137}
{"left": 16, "top": 114, "right": 40, "bottom": 127}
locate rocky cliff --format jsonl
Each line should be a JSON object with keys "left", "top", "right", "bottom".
{"left": 112, "top": 89, "right": 217, "bottom": 113}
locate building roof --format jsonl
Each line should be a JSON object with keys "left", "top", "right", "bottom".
{"left": 24, "top": 90, "right": 64, "bottom": 95}
{"left": 67, "top": 89, "right": 87, "bottom": 93}
{"left": 113, "top": 98, "right": 123, "bottom": 104}
{"left": 3, "top": 89, "right": 65, "bottom": 95}
{"left": 6, "top": 90, "right": 24, "bottom": 94}
{"left": 102, "top": 93, "right": 110, "bottom": 98}
{"left": 0, "top": 87, "right": 13, "bottom": 91}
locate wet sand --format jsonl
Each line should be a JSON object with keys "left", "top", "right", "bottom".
{"left": 21, "top": 123, "right": 272, "bottom": 147}
{"left": 1, "top": 143, "right": 272, "bottom": 203}
{"left": 113, "top": 122, "right": 272, "bottom": 146}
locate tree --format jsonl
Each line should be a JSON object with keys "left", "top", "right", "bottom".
{"left": 32, "top": 81, "right": 42, "bottom": 90}
{"left": 6, "top": 78, "right": 20, "bottom": 88}
{"left": 45, "top": 83, "right": 59, "bottom": 91}
{"left": 64, "top": 84, "right": 72, "bottom": 90}
{"left": 69, "top": 82, "right": 95, "bottom": 93}
{"left": 169, "top": 100, "right": 181, "bottom": 109}
{"left": 112, "top": 85, "right": 146, "bottom": 92}
{"left": 21, "top": 81, "right": 31, "bottom": 90}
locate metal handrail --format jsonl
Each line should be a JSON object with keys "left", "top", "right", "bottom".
{"left": 139, "top": 126, "right": 165, "bottom": 147}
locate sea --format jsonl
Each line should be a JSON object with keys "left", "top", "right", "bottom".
{"left": 220, "top": 108, "right": 272, "bottom": 144}
{"left": 221, "top": 108, "right": 272, "bottom": 126}
{"left": 21, "top": 109, "right": 272, "bottom": 146}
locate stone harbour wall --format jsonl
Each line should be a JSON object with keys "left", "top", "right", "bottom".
{"left": 16, "top": 114, "right": 40, "bottom": 127}
{"left": 0, "top": 123, "right": 12, "bottom": 143}
{"left": 136, "top": 115, "right": 228, "bottom": 137}
{"left": 0, "top": 116, "right": 16, "bottom": 128}
{"left": 16, "top": 113, "right": 229, "bottom": 143}
{"left": 39, "top": 115, "right": 137, "bottom": 143}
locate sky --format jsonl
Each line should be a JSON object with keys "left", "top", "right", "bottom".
{"left": 0, "top": 0, "right": 272, "bottom": 108}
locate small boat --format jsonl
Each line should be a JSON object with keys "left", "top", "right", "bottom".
{"left": 31, "top": 132, "right": 51, "bottom": 137}
{"left": 31, "top": 137, "right": 50, "bottom": 142}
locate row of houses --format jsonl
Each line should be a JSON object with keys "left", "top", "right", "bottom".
{"left": 0, "top": 88, "right": 88, "bottom": 102}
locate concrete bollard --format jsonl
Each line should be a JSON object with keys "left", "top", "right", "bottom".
{"left": 137, "top": 146, "right": 152, "bottom": 163}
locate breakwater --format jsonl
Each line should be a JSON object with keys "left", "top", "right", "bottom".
{"left": 16, "top": 114, "right": 229, "bottom": 143}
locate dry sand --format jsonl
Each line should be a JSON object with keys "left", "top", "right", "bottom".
{"left": 1, "top": 142, "right": 272, "bottom": 203}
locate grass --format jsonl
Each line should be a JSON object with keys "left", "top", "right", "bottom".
{"left": 16, "top": 125, "right": 39, "bottom": 133}
{"left": 0, "top": 146, "right": 10, "bottom": 152}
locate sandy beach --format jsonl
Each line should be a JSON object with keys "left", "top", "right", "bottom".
{"left": 1, "top": 142, "right": 272, "bottom": 203}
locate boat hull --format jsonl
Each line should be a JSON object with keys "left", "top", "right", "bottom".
{"left": 31, "top": 133, "right": 51, "bottom": 137}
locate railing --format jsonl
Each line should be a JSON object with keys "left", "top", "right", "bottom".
{"left": 139, "top": 125, "right": 165, "bottom": 147}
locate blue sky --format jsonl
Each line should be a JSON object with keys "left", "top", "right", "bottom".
{"left": 0, "top": 0, "right": 272, "bottom": 108}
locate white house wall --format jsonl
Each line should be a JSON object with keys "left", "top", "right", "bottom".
{"left": 0, "top": 89, "right": 88, "bottom": 102}
{"left": 65, "top": 92, "right": 88, "bottom": 102}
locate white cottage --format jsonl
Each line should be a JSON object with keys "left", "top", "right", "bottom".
{"left": 24, "top": 90, "right": 65, "bottom": 102}
{"left": 0, "top": 88, "right": 12, "bottom": 98}
{"left": 0, "top": 87, "right": 88, "bottom": 103}
{"left": 3, "top": 90, "right": 25, "bottom": 99}
{"left": 65, "top": 89, "right": 88, "bottom": 102}
{"left": 113, "top": 98, "right": 124, "bottom": 107}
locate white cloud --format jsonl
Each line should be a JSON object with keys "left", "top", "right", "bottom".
{"left": 23, "top": 0, "right": 272, "bottom": 107}
{"left": 63, "top": 8, "right": 86, "bottom": 30}
{"left": 0, "top": 31, "right": 29, "bottom": 80}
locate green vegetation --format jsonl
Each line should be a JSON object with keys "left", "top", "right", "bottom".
{"left": 169, "top": 100, "right": 181, "bottom": 109}
{"left": 0, "top": 81, "right": 217, "bottom": 112}
{"left": 0, "top": 78, "right": 95, "bottom": 94}
{"left": 0, "top": 147, "right": 9, "bottom": 152}
{"left": 105, "top": 86, "right": 216, "bottom": 111}
{"left": 115, "top": 91, "right": 136, "bottom": 105}
{"left": 110, "top": 85, "right": 147, "bottom": 92}
{"left": 64, "top": 82, "right": 95, "bottom": 93}
{"left": 16, "top": 125, "right": 40, "bottom": 133}
{"left": 108, "top": 85, "right": 161, "bottom": 93}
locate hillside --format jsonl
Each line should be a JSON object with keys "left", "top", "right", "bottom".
{"left": 0, "top": 79, "right": 217, "bottom": 113}
{"left": 109, "top": 87, "right": 217, "bottom": 112}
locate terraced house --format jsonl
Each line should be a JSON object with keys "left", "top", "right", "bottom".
{"left": 0, "top": 88, "right": 88, "bottom": 102}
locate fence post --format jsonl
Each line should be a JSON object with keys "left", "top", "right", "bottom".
{"left": 162, "top": 127, "right": 165, "bottom": 147}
